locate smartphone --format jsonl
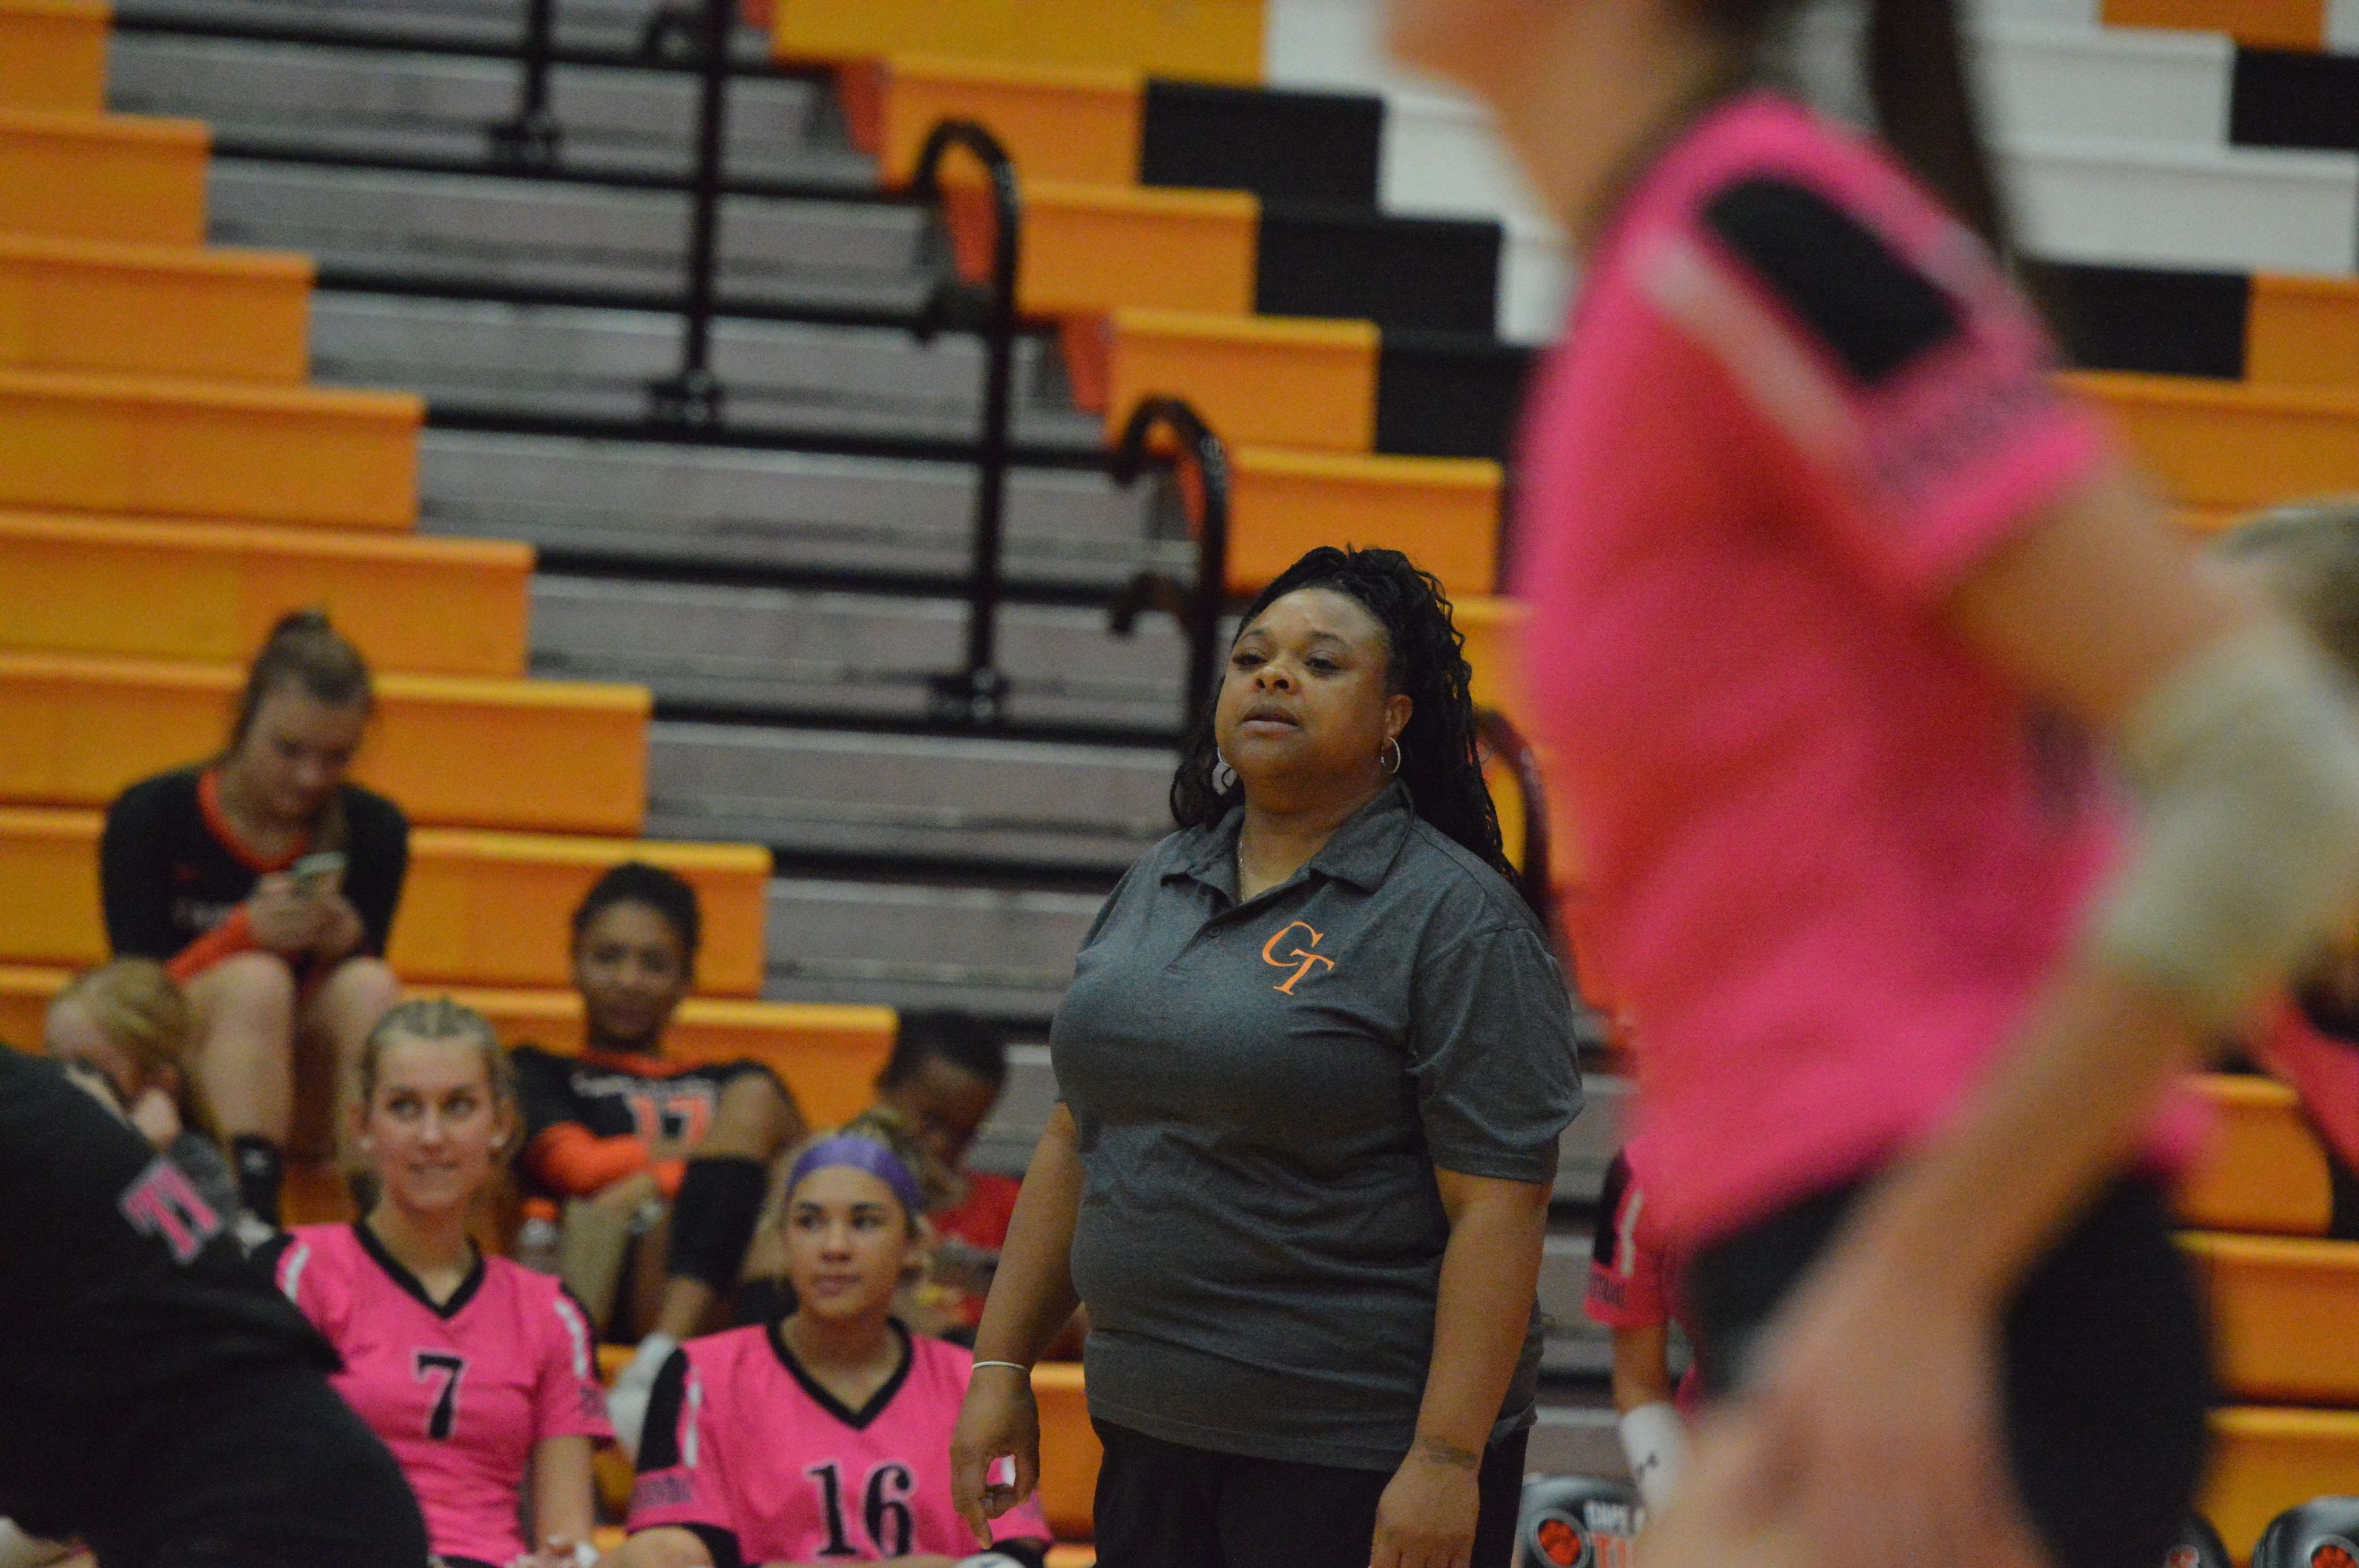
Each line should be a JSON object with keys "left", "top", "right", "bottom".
{"left": 289, "top": 850, "right": 346, "bottom": 898}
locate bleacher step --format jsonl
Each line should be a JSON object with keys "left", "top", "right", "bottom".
{"left": 114, "top": 0, "right": 776, "bottom": 63}
{"left": 204, "top": 160, "right": 930, "bottom": 316}
{"left": 764, "top": 873, "right": 1107, "bottom": 1019}
{"left": 0, "top": 233, "right": 313, "bottom": 384}
{"left": 0, "top": 510, "right": 530, "bottom": 677}
{"left": 0, "top": 106, "right": 209, "bottom": 248}
{"left": 109, "top": 33, "right": 862, "bottom": 183}
{"left": 0, "top": 806, "right": 772, "bottom": 994}
{"left": 646, "top": 720, "right": 1175, "bottom": 872}
{"left": 306, "top": 292, "right": 1098, "bottom": 447}
{"left": 419, "top": 428, "right": 1178, "bottom": 587}
{"left": 0, "top": 652, "right": 649, "bottom": 836}
{"left": 530, "top": 575, "right": 1192, "bottom": 731}
{"left": 0, "top": 0, "right": 109, "bottom": 116}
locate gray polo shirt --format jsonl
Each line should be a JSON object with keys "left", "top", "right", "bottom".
{"left": 1050, "top": 782, "right": 1585, "bottom": 1472}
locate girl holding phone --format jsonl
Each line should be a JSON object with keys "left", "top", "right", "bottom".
{"left": 101, "top": 610, "right": 409, "bottom": 1227}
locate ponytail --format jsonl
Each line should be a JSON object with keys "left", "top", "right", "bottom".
{"left": 1866, "top": 0, "right": 2009, "bottom": 251}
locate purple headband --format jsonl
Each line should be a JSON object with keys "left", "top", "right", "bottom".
{"left": 788, "top": 1136, "right": 926, "bottom": 1218}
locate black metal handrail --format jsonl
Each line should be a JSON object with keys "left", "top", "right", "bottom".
{"left": 1474, "top": 706, "right": 1555, "bottom": 927}
{"left": 907, "top": 120, "right": 1023, "bottom": 727}
{"left": 1106, "top": 397, "right": 1233, "bottom": 733}
{"left": 486, "top": 0, "right": 561, "bottom": 170}
{"left": 646, "top": 0, "right": 737, "bottom": 426}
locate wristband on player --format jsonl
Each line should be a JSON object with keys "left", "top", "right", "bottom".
{"left": 1617, "top": 1402, "right": 1688, "bottom": 1512}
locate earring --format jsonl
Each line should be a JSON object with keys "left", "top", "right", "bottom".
{"left": 1213, "top": 751, "right": 1238, "bottom": 792}
{"left": 1380, "top": 736, "right": 1403, "bottom": 775}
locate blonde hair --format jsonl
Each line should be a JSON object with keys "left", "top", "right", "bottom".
{"left": 2219, "top": 500, "right": 2359, "bottom": 681}
{"left": 54, "top": 960, "right": 215, "bottom": 1139}
{"left": 357, "top": 997, "right": 515, "bottom": 1109}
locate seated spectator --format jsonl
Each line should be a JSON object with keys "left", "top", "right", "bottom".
{"left": 612, "top": 1115, "right": 1052, "bottom": 1568}
{"left": 1583, "top": 1145, "right": 1695, "bottom": 1511}
{"left": 509, "top": 864, "right": 807, "bottom": 1449}
{"left": 270, "top": 998, "right": 609, "bottom": 1568}
{"left": 43, "top": 959, "right": 256, "bottom": 1244}
{"left": 872, "top": 1013, "right": 1017, "bottom": 1335}
{"left": 100, "top": 610, "right": 406, "bottom": 1225}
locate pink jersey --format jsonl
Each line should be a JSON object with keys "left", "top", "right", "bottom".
{"left": 628, "top": 1322, "right": 1052, "bottom": 1562}
{"left": 1584, "top": 1148, "right": 1700, "bottom": 1413}
{"left": 274, "top": 1223, "right": 611, "bottom": 1566}
{"left": 1517, "top": 92, "right": 2201, "bottom": 1243}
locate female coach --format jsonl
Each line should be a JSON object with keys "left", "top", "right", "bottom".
{"left": 950, "top": 546, "right": 1585, "bottom": 1568}
{"left": 1388, "top": 4, "right": 2359, "bottom": 1568}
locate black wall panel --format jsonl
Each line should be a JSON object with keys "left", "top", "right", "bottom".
{"left": 1256, "top": 206, "right": 1501, "bottom": 336}
{"left": 1140, "top": 80, "right": 1384, "bottom": 207}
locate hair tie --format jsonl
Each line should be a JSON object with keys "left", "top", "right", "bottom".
{"left": 788, "top": 1136, "right": 926, "bottom": 1218}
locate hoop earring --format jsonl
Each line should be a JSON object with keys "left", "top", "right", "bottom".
{"left": 1213, "top": 752, "right": 1238, "bottom": 792}
{"left": 1380, "top": 737, "right": 1403, "bottom": 776}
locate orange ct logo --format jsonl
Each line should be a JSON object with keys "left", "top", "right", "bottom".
{"left": 1261, "top": 921, "right": 1336, "bottom": 994}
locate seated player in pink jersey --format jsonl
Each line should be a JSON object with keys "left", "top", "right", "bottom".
{"left": 269, "top": 998, "right": 611, "bottom": 1568}
{"left": 1584, "top": 1145, "right": 1700, "bottom": 1511}
{"left": 614, "top": 1115, "right": 1052, "bottom": 1568}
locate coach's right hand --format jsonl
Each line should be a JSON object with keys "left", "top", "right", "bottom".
{"left": 950, "top": 1363, "right": 1039, "bottom": 1550}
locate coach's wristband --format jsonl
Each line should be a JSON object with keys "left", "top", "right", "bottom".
{"left": 954, "top": 1554, "right": 1024, "bottom": 1568}
{"left": 971, "top": 1360, "right": 1030, "bottom": 1376}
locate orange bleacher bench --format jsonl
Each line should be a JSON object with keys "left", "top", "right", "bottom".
{"left": 2102, "top": 0, "right": 2327, "bottom": 50}
{"left": 1229, "top": 448, "right": 1501, "bottom": 599}
{"left": 848, "top": 56, "right": 1144, "bottom": 189}
{"left": 2206, "top": 1408, "right": 2359, "bottom": 1561}
{"left": 2247, "top": 276, "right": 2359, "bottom": 393}
{"left": 947, "top": 179, "right": 1258, "bottom": 319}
{"left": 0, "top": 0, "right": 110, "bottom": 116}
{"left": 2064, "top": 371, "right": 2359, "bottom": 514}
{"left": 0, "top": 234, "right": 313, "bottom": 383}
{"left": 1071, "top": 308, "right": 1379, "bottom": 455}
{"left": 0, "top": 369, "right": 418, "bottom": 528}
{"left": 0, "top": 511, "right": 528, "bottom": 677}
{"left": 2177, "top": 1075, "right": 2334, "bottom": 1236}
{"left": 2183, "top": 1232, "right": 2359, "bottom": 1406}
{"left": 0, "top": 807, "right": 772, "bottom": 995}
{"left": 0, "top": 966, "right": 891, "bottom": 1129}
{"left": 776, "top": 0, "right": 1265, "bottom": 84}
{"left": 447, "top": 988, "right": 894, "bottom": 1129}
{"left": 0, "top": 107, "right": 209, "bottom": 248}
{"left": 0, "top": 653, "right": 649, "bottom": 836}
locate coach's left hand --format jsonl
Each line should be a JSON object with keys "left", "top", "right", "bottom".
{"left": 1371, "top": 1440, "right": 1480, "bottom": 1568}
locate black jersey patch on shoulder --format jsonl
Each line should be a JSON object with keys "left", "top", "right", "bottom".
{"left": 1700, "top": 177, "right": 1962, "bottom": 386}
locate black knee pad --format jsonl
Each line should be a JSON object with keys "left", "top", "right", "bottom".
{"left": 665, "top": 1155, "right": 769, "bottom": 1292}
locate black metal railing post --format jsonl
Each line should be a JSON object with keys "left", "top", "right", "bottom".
{"left": 647, "top": 0, "right": 734, "bottom": 425}
{"left": 487, "top": 0, "right": 561, "bottom": 170}
{"left": 1106, "top": 397, "right": 1232, "bottom": 733}
{"left": 909, "top": 120, "right": 1022, "bottom": 727}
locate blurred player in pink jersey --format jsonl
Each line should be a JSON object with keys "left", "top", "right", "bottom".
{"left": 1391, "top": 3, "right": 2359, "bottom": 1568}
{"left": 270, "top": 999, "right": 610, "bottom": 1568}
{"left": 614, "top": 1115, "right": 1052, "bottom": 1568}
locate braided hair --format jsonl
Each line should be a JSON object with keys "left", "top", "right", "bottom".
{"left": 1170, "top": 545, "right": 1511, "bottom": 880}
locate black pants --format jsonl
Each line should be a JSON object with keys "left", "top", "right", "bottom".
{"left": 1091, "top": 1418, "right": 1528, "bottom": 1568}
{"left": 1686, "top": 1175, "right": 2212, "bottom": 1568}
